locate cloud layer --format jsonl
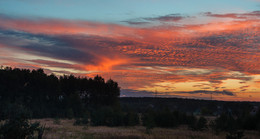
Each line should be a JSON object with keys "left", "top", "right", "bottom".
{"left": 0, "top": 11, "right": 260, "bottom": 101}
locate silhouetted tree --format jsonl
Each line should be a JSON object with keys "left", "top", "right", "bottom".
{"left": 0, "top": 67, "right": 120, "bottom": 119}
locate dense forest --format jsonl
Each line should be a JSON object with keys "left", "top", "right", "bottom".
{"left": 0, "top": 67, "right": 120, "bottom": 119}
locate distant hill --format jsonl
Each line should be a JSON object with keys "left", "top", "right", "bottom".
{"left": 120, "top": 97, "right": 260, "bottom": 115}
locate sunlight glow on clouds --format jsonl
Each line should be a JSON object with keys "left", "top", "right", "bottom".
{"left": 0, "top": 0, "right": 260, "bottom": 101}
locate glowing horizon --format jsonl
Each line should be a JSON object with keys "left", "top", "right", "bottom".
{"left": 0, "top": 0, "right": 259, "bottom": 101}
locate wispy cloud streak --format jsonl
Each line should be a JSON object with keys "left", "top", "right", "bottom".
{"left": 0, "top": 11, "right": 259, "bottom": 101}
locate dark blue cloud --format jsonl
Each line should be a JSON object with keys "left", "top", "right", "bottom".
{"left": 121, "top": 21, "right": 150, "bottom": 25}
{"left": 0, "top": 29, "right": 94, "bottom": 64}
{"left": 204, "top": 11, "right": 260, "bottom": 19}
{"left": 123, "top": 13, "right": 187, "bottom": 25}
{"left": 144, "top": 14, "right": 185, "bottom": 22}
{"left": 181, "top": 90, "right": 235, "bottom": 96}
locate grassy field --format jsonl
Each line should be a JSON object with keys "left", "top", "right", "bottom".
{"left": 30, "top": 119, "right": 260, "bottom": 139}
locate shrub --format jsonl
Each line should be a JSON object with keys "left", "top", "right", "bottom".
{"left": 53, "top": 118, "right": 61, "bottom": 125}
{"left": 123, "top": 112, "right": 139, "bottom": 126}
{"left": 154, "top": 110, "right": 178, "bottom": 128}
{"left": 190, "top": 117, "right": 207, "bottom": 131}
{"left": 74, "top": 111, "right": 90, "bottom": 126}
{"left": 226, "top": 130, "right": 244, "bottom": 139}
{"left": 74, "top": 117, "right": 88, "bottom": 126}
{"left": 91, "top": 107, "right": 124, "bottom": 126}
{"left": 0, "top": 104, "right": 44, "bottom": 139}
{"left": 142, "top": 110, "right": 156, "bottom": 132}
{"left": 210, "top": 114, "right": 238, "bottom": 134}
{"left": 74, "top": 118, "right": 82, "bottom": 126}
{"left": 0, "top": 120, "right": 43, "bottom": 139}
{"left": 66, "top": 108, "right": 74, "bottom": 119}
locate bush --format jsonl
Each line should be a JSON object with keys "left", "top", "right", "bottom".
{"left": 91, "top": 107, "right": 124, "bottom": 126}
{"left": 66, "top": 108, "right": 74, "bottom": 119}
{"left": 0, "top": 120, "right": 43, "bottom": 139}
{"left": 53, "top": 118, "right": 61, "bottom": 125}
{"left": 190, "top": 117, "right": 207, "bottom": 131}
{"left": 74, "top": 118, "right": 82, "bottom": 126}
{"left": 123, "top": 112, "right": 139, "bottom": 126}
{"left": 74, "top": 117, "right": 88, "bottom": 126}
{"left": 142, "top": 110, "right": 156, "bottom": 130}
{"left": 155, "top": 110, "right": 179, "bottom": 128}
{"left": 226, "top": 130, "right": 244, "bottom": 139}
{"left": 210, "top": 114, "right": 238, "bottom": 134}
{"left": 0, "top": 104, "right": 44, "bottom": 139}
{"left": 185, "top": 114, "right": 197, "bottom": 126}
{"left": 74, "top": 111, "right": 90, "bottom": 126}
{"left": 142, "top": 109, "right": 201, "bottom": 130}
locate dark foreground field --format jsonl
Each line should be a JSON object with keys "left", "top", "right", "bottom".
{"left": 33, "top": 119, "right": 260, "bottom": 139}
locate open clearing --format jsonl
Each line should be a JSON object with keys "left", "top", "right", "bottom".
{"left": 31, "top": 119, "right": 260, "bottom": 139}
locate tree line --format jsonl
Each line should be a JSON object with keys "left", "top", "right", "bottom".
{"left": 0, "top": 67, "right": 120, "bottom": 119}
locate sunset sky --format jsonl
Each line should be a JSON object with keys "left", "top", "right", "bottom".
{"left": 0, "top": 0, "right": 260, "bottom": 101}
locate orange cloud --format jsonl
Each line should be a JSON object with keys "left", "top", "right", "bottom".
{"left": 1, "top": 13, "right": 260, "bottom": 101}
{"left": 85, "top": 57, "right": 129, "bottom": 72}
